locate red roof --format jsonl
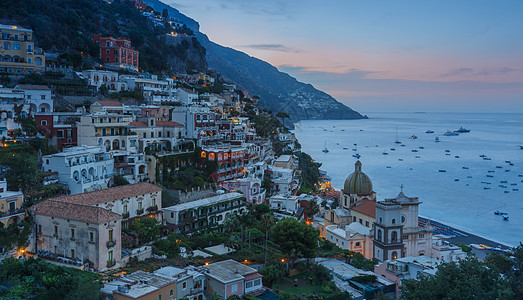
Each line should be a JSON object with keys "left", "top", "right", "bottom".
{"left": 351, "top": 199, "right": 376, "bottom": 218}
{"left": 95, "top": 100, "right": 123, "bottom": 107}
{"left": 130, "top": 122, "right": 147, "bottom": 127}
{"left": 157, "top": 121, "right": 183, "bottom": 127}
{"left": 243, "top": 273, "right": 263, "bottom": 281}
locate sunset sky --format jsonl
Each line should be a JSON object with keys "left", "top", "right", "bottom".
{"left": 163, "top": 0, "right": 523, "bottom": 113}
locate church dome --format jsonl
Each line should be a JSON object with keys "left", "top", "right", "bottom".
{"left": 343, "top": 160, "right": 373, "bottom": 195}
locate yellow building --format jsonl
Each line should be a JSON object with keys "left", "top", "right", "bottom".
{"left": 0, "top": 24, "right": 45, "bottom": 74}
{"left": 0, "top": 180, "right": 25, "bottom": 227}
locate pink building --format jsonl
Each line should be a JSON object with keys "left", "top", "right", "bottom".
{"left": 221, "top": 177, "right": 266, "bottom": 205}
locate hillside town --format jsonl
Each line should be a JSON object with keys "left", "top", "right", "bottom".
{"left": 0, "top": 1, "right": 522, "bottom": 300}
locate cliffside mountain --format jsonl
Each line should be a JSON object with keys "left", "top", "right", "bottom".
{"left": 0, "top": 0, "right": 206, "bottom": 74}
{"left": 144, "top": 0, "right": 366, "bottom": 122}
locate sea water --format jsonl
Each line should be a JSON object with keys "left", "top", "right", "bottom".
{"left": 293, "top": 112, "right": 523, "bottom": 247}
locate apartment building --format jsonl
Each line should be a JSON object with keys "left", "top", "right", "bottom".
{"left": 42, "top": 146, "right": 114, "bottom": 195}
{"left": 35, "top": 111, "right": 82, "bottom": 150}
{"left": 15, "top": 84, "right": 53, "bottom": 114}
{"left": 222, "top": 177, "right": 265, "bottom": 205}
{"left": 204, "top": 259, "right": 263, "bottom": 299}
{"left": 0, "top": 180, "right": 25, "bottom": 228}
{"left": 32, "top": 199, "right": 122, "bottom": 271}
{"left": 92, "top": 35, "right": 139, "bottom": 70}
{"left": 0, "top": 24, "right": 45, "bottom": 74}
{"left": 172, "top": 106, "right": 221, "bottom": 145}
{"left": 201, "top": 145, "right": 246, "bottom": 184}
{"left": 163, "top": 192, "right": 245, "bottom": 234}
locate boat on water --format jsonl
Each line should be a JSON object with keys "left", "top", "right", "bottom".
{"left": 480, "top": 154, "right": 487, "bottom": 158}
{"left": 426, "top": 130, "right": 434, "bottom": 133}
{"left": 462, "top": 167, "right": 469, "bottom": 169}
{"left": 455, "top": 155, "right": 460, "bottom": 158}
{"left": 444, "top": 130, "right": 459, "bottom": 136}
{"left": 435, "top": 136, "right": 440, "bottom": 142}
{"left": 455, "top": 127, "right": 471, "bottom": 133}
{"left": 494, "top": 211, "right": 506, "bottom": 215}
{"left": 343, "top": 147, "right": 348, "bottom": 150}
{"left": 382, "top": 151, "right": 389, "bottom": 155}
{"left": 484, "top": 187, "right": 491, "bottom": 190}
{"left": 400, "top": 144, "right": 406, "bottom": 147}
{"left": 322, "top": 139, "right": 329, "bottom": 153}
{"left": 487, "top": 175, "right": 494, "bottom": 178}
{"left": 419, "top": 146, "right": 424, "bottom": 149}
{"left": 445, "top": 149, "right": 451, "bottom": 153}
{"left": 352, "top": 154, "right": 361, "bottom": 159}
{"left": 394, "top": 127, "right": 401, "bottom": 144}
{"left": 483, "top": 157, "right": 491, "bottom": 160}
{"left": 415, "top": 156, "right": 420, "bottom": 158}
{"left": 412, "top": 149, "right": 418, "bottom": 152}
{"left": 410, "top": 135, "right": 418, "bottom": 139}
{"left": 352, "top": 148, "right": 357, "bottom": 151}
{"left": 439, "top": 170, "right": 446, "bottom": 172}
{"left": 503, "top": 216, "right": 510, "bottom": 221}
{"left": 390, "top": 148, "right": 396, "bottom": 151}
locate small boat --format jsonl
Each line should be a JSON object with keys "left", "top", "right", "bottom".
{"left": 445, "top": 150, "right": 451, "bottom": 153}
{"left": 435, "top": 136, "right": 440, "bottom": 142}
{"left": 415, "top": 156, "right": 420, "bottom": 158}
{"left": 479, "top": 155, "right": 487, "bottom": 158}
{"left": 400, "top": 144, "right": 406, "bottom": 147}
{"left": 322, "top": 140, "right": 329, "bottom": 153}
{"left": 501, "top": 180, "right": 508, "bottom": 183}
{"left": 483, "top": 157, "right": 491, "bottom": 160}
{"left": 494, "top": 211, "right": 502, "bottom": 215}
{"left": 509, "top": 163, "right": 514, "bottom": 166}
{"left": 343, "top": 147, "right": 348, "bottom": 150}
{"left": 496, "top": 166, "right": 502, "bottom": 168}
{"left": 336, "top": 143, "right": 340, "bottom": 145}
{"left": 354, "top": 143, "right": 357, "bottom": 146}
{"left": 519, "top": 175, "right": 523, "bottom": 177}
{"left": 513, "top": 189, "right": 519, "bottom": 191}
{"left": 488, "top": 170, "right": 495, "bottom": 173}
{"left": 352, "top": 154, "right": 361, "bottom": 159}
{"left": 399, "top": 158, "right": 404, "bottom": 161}
{"left": 520, "top": 146, "right": 523, "bottom": 149}
{"left": 467, "top": 176, "right": 472, "bottom": 178}
{"left": 386, "top": 166, "right": 391, "bottom": 168}
{"left": 412, "top": 149, "right": 418, "bottom": 152}
{"left": 446, "top": 153, "right": 451, "bottom": 156}
{"left": 439, "top": 170, "right": 446, "bottom": 172}
{"left": 410, "top": 135, "right": 418, "bottom": 139}
{"left": 511, "top": 183, "right": 517, "bottom": 186}
{"left": 484, "top": 187, "right": 491, "bottom": 190}
{"left": 390, "top": 148, "right": 396, "bottom": 151}
{"left": 352, "top": 148, "right": 357, "bottom": 151}
{"left": 486, "top": 175, "right": 494, "bottom": 178}
{"left": 462, "top": 167, "right": 469, "bottom": 169}
{"left": 382, "top": 151, "right": 389, "bottom": 155}
{"left": 455, "top": 179, "right": 459, "bottom": 181}
{"left": 505, "top": 161, "right": 511, "bottom": 163}
{"left": 455, "top": 156, "right": 460, "bottom": 158}
{"left": 444, "top": 130, "right": 459, "bottom": 136}
{"left": 505, "top": 170, "right": 510, "bottom": 172}
{"left": 419, "top": 146, "right": 424, "bottom": 149}
{"left": 504, "top": 191, "right": 510, "bottom": 194}
{"left": 455, "top": 127, "right": 471, "bottom": 133}
{"left": 503, "top": 216, "right": 509, "bottom": 221}
{"left": 426, "top": 130, "right": 434, "bottom": 133}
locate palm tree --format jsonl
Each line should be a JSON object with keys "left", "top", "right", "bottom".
{"left": 261, "top": 213, "right": 276, "bottom": 265}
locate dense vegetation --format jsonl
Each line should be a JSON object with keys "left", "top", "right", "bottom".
{"left": 401, "top": 244, "right": 523, "bottom": 299}
{"left": 0, "top": 0, "right": 206, "bottom": 74}
{"left": 0, "top": 258, "right": 101, "bottom": 299}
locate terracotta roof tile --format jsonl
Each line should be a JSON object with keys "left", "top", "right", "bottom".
{"left": 156, "top": 121, "right": 183, "bottom": 127}
{"left": 130, "top": 121, "right": 148, "bottom": 127}
{"left": 95, "top": 100, "right": 123, "bottom": 107}
{"left": 351, "top": 199, "right": 376, "bottom": 218}
{"left": 49, "top": 182, "right": 162, "bottom": 206}
{"left": 32, "top": 200, "right": 121, "bottom": 224}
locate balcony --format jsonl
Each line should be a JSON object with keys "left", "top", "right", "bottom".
{"left": 106, "top": 240, "right": 116, "bottom": 248}
{"left": 190, "top": 287, "right": 204, "bottom": 294}
{"left": 122, "top": 212, "right": 130, "bottom": 219}
{"left": 0, "top": 207, "right": 25, "bottom": 219}
{"left": 146, "top": 205, "right": 158, "bottom": 213}
{"left": 136, "top": 208, "right": 144, "bottom": 215}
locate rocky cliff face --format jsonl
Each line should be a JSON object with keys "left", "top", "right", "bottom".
{"left": 144, "top": 0, "right": 366, "bottom": 122}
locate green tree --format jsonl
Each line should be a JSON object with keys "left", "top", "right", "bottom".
{"left": 400, "top": 256, "right": 515, "bottom": 299}
{"left": 129, "top": 218, "right": 161, "bottom": 243}
{"left": 259, "top": 262, "right": 286, "bottom": 287}
{"left": 275, "top": 112, "right": 290, "bottom": 128}
{"left": 260, "top": 213, "right": 276, "bottom": 264}
{"left": 113, "top": 175, "right": 130, "bottom": 186}
{"left": 2, "top": 153, "right": 40, "bottom": 194}
{"left": 304, "top": 199, "right": 319, "bottom": 220}
{"left": 271, "top": 218, "right": 319, "bottom": 267}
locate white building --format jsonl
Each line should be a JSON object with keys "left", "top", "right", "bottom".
{"left": 326, "top": 223, "right": 373, "bottom": 258}
{"left": 42, "top": 145, "right": 114, "bottom": 195}
{"left": 0, "top": 87, "right": 25, "bottom": 137}
{"left": 269, "top": 194, "right": 299, "bottom": 213}
{"left": 177, "top": 88, "right": 199, "bottom": 105}
{"left": 15, "top": 84, "right": 53, "bottom": 114}
{"left": 163, "top": 192, "right": 246, "bottom": 234}
{"left": 81, "top": 70, "right": 126, "bottom": 91}
{"left": 171, "top": 106, "right": 221, "bottom": 145}
{"left": 431, "top": 235, "right": 466, "bottom": 262}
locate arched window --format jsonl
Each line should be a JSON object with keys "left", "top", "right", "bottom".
{"left": 391, "top": 231, "right": 398, "bottom": 243}
{"left": 121, "top": 140, "right": 126, "bottom": 148}
{"left": 401, "top": 216, "right": 406, "bottom": 223}
{"left": 392, "top": 218, "right": 396, "bottom": 225}
{"left": 35, "top": 57, "right": 42, "bottom": 66}
{"left": 377, "top": 229, "right": 382, "bottom": 241}
{"left": 379, "top": 217, "right": 383, "bottom": 224}
{"left": 391, "top": 251, "right": 398, "bottom": 260}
